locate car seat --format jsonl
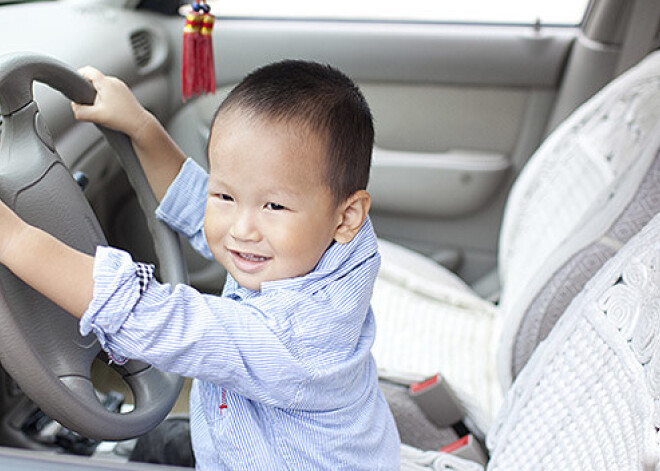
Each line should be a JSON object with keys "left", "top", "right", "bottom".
{"left": 372, "top": 49, "right": 660, "bottom": 436}
{"left": 400, "top": 205, "right": 660, "bottom": 470}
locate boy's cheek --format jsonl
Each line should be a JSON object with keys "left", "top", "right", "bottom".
{"left": 204, "top": 208, "right": 228, "bottom": 242}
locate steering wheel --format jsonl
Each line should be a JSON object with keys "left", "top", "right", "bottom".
{"left": 0, "top": 52, "right": 187, "bottom": 441}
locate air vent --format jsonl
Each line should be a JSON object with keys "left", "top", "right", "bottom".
{"left": 130, "top": 30, "right": 152, "bottom": 68}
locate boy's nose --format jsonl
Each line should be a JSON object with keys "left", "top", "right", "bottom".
{"left": 229, "top": 210, "right": 261, "bottom": 242}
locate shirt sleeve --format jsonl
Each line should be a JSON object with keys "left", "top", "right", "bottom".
{"left": 155, "top": 158, "right": 214, "bottom": 260}
{"left": 80, "top": 246, "right": 311, "bottom": 409}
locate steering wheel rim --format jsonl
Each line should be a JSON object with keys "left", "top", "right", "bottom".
{"left": 0, "top": 52, "right": 186, "bottom": 441}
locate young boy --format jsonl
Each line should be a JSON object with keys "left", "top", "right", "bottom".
{"left": 0, "top": 60, "right": 400, "bottom": 468}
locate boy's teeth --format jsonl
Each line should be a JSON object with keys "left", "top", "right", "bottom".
{"left": 239, "top": 252, "right": 267, "bottom": 262}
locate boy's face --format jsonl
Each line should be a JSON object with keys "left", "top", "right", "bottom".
{"left": 204, "top": 110, "right": 342, "bottom": 291}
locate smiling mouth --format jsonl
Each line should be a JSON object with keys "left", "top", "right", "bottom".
{"left": 234, "top": 251, "right": 270, "bottom": 262}
{"left": 229, "top": 250, "right": 272, "bottom": 272}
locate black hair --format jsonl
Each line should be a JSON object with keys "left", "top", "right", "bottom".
{"left": 211, "top": 60, "right": 374, "bottom": 204}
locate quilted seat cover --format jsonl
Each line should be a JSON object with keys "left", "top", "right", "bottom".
{"left": 371, "top": 50, "right": 660, "bottom": 434}
{"left": 398, "top": 208, "right": 660, "bottom": 470}
{"left": 487, "top": 211, "right": 660, "bottom": 470}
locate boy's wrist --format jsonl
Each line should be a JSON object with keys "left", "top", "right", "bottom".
{"left": 0, "top": 216, "right": 30, "bottom": 267}
{"left": 129, "top": 109, "right": 159, "bottom": 147}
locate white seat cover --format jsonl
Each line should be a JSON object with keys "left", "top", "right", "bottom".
{"left": 373, "top": 241, "right": 501, "bottom": 432}
{"left": 398, "top": 213, "right": 660, "bottom": 470}
{"left": 372, "top": 50, "right": 660, "bottom": 434}
{"left": 487, "top": 212, "right": 660, "bottom": 470}
{"left": 503, "top": 146, "right": 660, "bottom": 382}
{"left": 497, "top": 55, "right": 660, "bottom": 387}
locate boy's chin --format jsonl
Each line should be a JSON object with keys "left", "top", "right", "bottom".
{"left": 230, "top": 272, "right": 264, "bottom": 291}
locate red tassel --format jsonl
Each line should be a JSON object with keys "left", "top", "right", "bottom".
{"left": 199, "top": 12, "right": 216, "bottom": 95}
{"left": 181, "top": 2, "right": 216, "bottom": 102}
{"left": 181, "top": 10, "right": 202, "bottom": 101}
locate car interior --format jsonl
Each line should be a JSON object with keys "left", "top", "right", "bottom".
{"left": 0, "top": 0, "right": 659, "bottom": 468}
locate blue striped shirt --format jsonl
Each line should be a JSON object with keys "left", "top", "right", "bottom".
{"left": 80, "top": 159, "right": 400, "bottom": 470}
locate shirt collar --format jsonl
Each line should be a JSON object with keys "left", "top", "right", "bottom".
{"left": 222, "top": 217, "right": 378, "bottom": 299}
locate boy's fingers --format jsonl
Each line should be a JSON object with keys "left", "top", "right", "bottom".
{"left": 72, "top": 66, "right": 105, "bottom": 116}
{"left": 77, "top": 65, "right": 103, "bottom": 82}
{"left": 70, "top": 101, "right": 83, "bottom": 118}
{"left": 70, "top": 101, "right": 93, "bottom": 121}
{"left": 77, "top": 66, "right": 109, "bottom": 98}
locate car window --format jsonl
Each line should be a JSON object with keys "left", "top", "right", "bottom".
{"left": 205, "top": 0, "right": 590, "bottom": 26}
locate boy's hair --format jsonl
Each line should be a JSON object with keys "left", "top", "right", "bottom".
{"left": 212, "top": 60, "right": 374, "bottom": 204}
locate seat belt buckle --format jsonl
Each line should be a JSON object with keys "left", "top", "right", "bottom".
{"left": 440, "top": 434, "right": 487, "bottom": 466}
{"left": 409, "top": 373, "right": 463, "bottom": 427}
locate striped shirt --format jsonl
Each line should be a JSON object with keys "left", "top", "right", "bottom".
{"left": 80, "top": 158, "right": 400, "bottom": 470}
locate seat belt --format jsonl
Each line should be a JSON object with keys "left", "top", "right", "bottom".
{"left": 409, "top": 374, "right": 463, "bottom": 428}
{"left": 406, "top": 373, "right": 488, "bottom": 464}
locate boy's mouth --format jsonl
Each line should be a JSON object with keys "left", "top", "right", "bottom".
{"left": 229, "top": 250, "right": 271, "bottom": 273}
{"left": 236, "top": 251, "right": 269, "bottom": 262}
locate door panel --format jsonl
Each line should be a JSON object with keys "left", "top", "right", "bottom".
{"left": 369, "top": 148, "right": 510, "bottom": 217}
{"left": 364, "top": 84, "right": 528, "bottom": 154}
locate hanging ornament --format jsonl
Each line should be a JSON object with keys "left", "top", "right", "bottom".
{"left": 181, "top": 1, "right": 216, "bottom": 101}
{"left": 181, "top": 5, "right": 202, "bottom": 100}
{"left": 199, "top": 3, "right": 216, "bottom": 95}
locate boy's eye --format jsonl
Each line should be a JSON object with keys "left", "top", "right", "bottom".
{"left": 220, "top": 194, "right": 234, "bottom": 202}
{"left": 265, "top": 202, "right": 286, "bottom": 211}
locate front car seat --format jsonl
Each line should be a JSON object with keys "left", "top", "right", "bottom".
{"left": 401, "top": 204, "right": 660, "bottom": 470}
{"left": 372, "top": 49, "right": 660, "bottom": 435}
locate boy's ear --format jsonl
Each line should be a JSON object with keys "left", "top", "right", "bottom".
{"left": 333, "top": 190, "right": 371, "bottom": 244}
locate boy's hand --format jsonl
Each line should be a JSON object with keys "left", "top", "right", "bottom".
{"left": 71, "top": 66, "right": 187, "bottom": 201}
{"left": 71, "top": 66, "right": 154, "bottom": 143}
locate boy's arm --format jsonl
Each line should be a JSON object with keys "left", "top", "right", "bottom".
{"left": 71, "top": 67, "right": 185, "bottom": 201}
{"left": 0, "top": 202, "right": 93, "bottom": 318}
{"left": 120, "top": 111, "right": 185, "bottom": 202}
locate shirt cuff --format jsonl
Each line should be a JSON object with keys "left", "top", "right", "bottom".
{"left": 80, "top": 246, "right": 154, "bottom": 364}
{"left": 155, "top": 157, "right": 208, "bottom": 238}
